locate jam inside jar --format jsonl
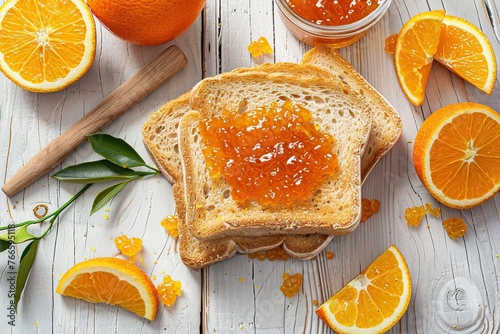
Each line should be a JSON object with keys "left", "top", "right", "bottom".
{"left": 276, "top": 0, "right": 392, "bottom": 48}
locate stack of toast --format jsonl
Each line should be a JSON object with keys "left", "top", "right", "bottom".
{"left": 142, "top": 46, "right": 402, "bottom": 269}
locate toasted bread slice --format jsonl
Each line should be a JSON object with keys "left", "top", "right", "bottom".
{"left": 142, "top": 91, "right": 191, "bottom": 184}
{"left": 302, "top": 46, "right": 402, "bottom": 180}
{"left": 181, "top": 69, "right": 371, "bottom": 240}
{"left": 142, "top": 92, "right": 333, "bottom": 266}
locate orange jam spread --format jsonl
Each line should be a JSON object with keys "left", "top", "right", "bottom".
{"left": 199, "top": 101, "right": 338, "bottom": 206}
{"left": 285, "top": 0, "right": 381, "bottom": 26}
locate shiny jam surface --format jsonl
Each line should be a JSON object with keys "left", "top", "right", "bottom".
{"left": 280, "top": 273, "right": 303, "bottom": 298}
{"left": 248, "top": 246, "right": 290, "bottom": 261}
{"left": 199, "top": 101, "right": 338, "bottom": 206}
{"left": 285, "top": 0, "right": 381, "bottom": 26}
{"left": 361, "top": 198, "right": 380, "bottom": 222}
{"left": 404, "top": 202, "right": 441, "bottom": 227}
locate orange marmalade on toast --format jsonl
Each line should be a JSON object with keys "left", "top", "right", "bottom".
{"left": 199, "top": 101, "right": 338, "bottom": 205}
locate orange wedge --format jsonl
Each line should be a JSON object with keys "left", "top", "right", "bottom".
{"left": 56, "top": 257, "right": 159, "bottom": 320}
{"left": 0, "top": 0, "right": 96, "bottom": 92}
{"left": 435, "top": 15, "right": 497, "bottom": 94}
{"left": 413, "top": 102, "right": 500, "bottom": 209}
{"left": 394, "top": 10, "right": 446, "bottom": 106}
{"left": 317, "top": 245, "right": 411, "bottom": 333}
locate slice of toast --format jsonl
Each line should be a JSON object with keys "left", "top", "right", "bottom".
{"left": 142, "top": 93, "right": 332, "bottom": 267}
{"left": 301, "top": 46, "right": 402, "bottom": 180}
{"left": 181, "top": 69, "right": 372, "bottom": 240}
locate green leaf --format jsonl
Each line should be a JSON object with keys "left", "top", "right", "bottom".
{"left": 0, "top": 240, "right": 9, "bottom": 253}
{"left": 14, "top": 239, "right": 39, "bottom": 311}
{"left": 0, "top": 226, "right": 37, "bottom": 245}
{"left": 53, "top": 160, "right": 138, "bottom": 183}
{"left": 14, "top": 226, "right": 37, "bottom": 243}
{"left": 87, "top": 133, "right": 146, "bottom": 169}
{"left": 90, "top": 178, "right": 137, "bottom": 215}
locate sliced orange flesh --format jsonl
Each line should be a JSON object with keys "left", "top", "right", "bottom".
{"left": 56, "top": 257, "right": 159, "bottom": 320}
{"left": 413, "top": 102, "right": 500, "bottom": 209}
{"left": 316, "top": 245, "right": 412, "bottom": 333}
{"left": 394, "top": 10, "right": 446, "bottom": 106}
{"left": 435, "top": 15, "right": 497, "bottom": 94}
{"left": 0, "top": 0, "right": 96, "bottom": 92}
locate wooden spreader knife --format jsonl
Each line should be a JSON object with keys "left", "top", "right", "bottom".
{"left": 2, "top": 45, "right": 187, "bottom": 197}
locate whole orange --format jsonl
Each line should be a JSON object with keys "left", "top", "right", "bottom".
{"left": 87, "top": 0, "right": 206, "bottom": 46}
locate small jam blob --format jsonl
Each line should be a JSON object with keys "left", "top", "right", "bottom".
{"left": 443, "top": 218, "right": 467, "bottom": 239}
{"left": 248, "top": 246, "right": 289, "bottom": 261}
{"left": 385, "top": 33, "right": 398, "bottom": 54}
{"left": 161, "top": 215, "right": 179, "bottom": 238}
{"left": 286, "top": 0, "right": 381, "bottom": 26}
{"left": 199, "top": 101, "right": 338, "bottom": 205}
{"left": 248, "top": 37, "right": 273, "bottom": 57}
{"left": 325, "top": 251, "right": 334, "bottom": 260}
{"left": 114, "top": 234, "right": 142, "bottom": 262}
{"left": 404, "top": 203, "right": 441, "bottom": 227}
{"left": 361, "top": 198, "right": 381, "bottom": 222}
{"left": 280, "top": 273, "right": 303, "bottom": 298}
{"left": 157, "top": 275, "right": 182, "bottom": 306}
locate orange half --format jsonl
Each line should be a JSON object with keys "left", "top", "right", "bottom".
{"left": 0, "top": 0, "right": 96, "bottom": 92}
{"left": 413, "top": 102, "right": 500, "bottom": 209}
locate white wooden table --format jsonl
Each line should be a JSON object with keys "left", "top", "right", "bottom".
{"left": 1, "top": 0, "right": 500, "bottom": 333}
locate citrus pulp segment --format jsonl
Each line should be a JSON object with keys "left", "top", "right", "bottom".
{"left": 394, "top": 10, "right": 446, "bottom": 106}
{"left": 316, "top": 245, "right": 412, "bottom": 333}
{"left": 435, "top": 15, "right": 497, "bottom": 94}
{"left": 413, "top": 102, "right": 500, "bottom": 209}
{"left": 0, "top": 0, "right": 96, "bottom": 92}
{"left": 56, "top": 257, "right": 159, "bottom": 320}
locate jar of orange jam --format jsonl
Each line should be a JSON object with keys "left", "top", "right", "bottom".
{"left": 276, "top": 0, "right": 392, "bottom": 48}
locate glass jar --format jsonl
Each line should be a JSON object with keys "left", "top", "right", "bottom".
{"left": 276, "top": 0, "right": 392, "bottom": 48}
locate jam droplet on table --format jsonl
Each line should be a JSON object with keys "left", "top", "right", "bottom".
{"left": 280, "top": 273, "right": 303, "bottom": 298}
{"left": 443, "top": 217, "right": 467, "bottom": 239}
{"left": 161, "top": 214, "right": 179, "bottom": 238}
{"left": 361, "top": 198, "right": 381, "bottom": 222}
{"left": 248, "top": 36, "right": 273, "bottom": 57}
{"left": 114, "top": 234, "right": 142, "bottom": 262}
{"left": 200, "top": 101, "right": 339, "bottom": 206}
{"left": 404, "top": 202, "right": 441, "bottom": 226}
{"left": 157, "top": 275, "right": 182, "bottom": 306}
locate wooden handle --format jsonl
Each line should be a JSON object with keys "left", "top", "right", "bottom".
{"left": 2, "top": 45, "right": 187, "bottom": 197}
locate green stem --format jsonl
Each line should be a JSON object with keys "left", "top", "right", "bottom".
{"left": 132, "top": 170, "right": 160, "bottom": 177}
{"left": 0, "top": 184, "right": 92, "bottom": 233}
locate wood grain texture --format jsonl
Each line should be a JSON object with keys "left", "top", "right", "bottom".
{"left": 1, "top": 0, "right": 499, "bottom": 333}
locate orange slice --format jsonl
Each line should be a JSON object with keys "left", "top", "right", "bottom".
{"left": 0, "top": 0, "right": 96, "bottom": 92}
{"left": 435, "top": 15, "right": 497, "bottom": 94}
{"left": 316, "top": 245, "right": 411, "bottom": 333}
{"left": 413, "top": 102, "right": 500, "bottom": 209}
{"left": 394, "top": 10, "right": 445, "bottom": 106}
{"left": 56, "top": 257, "right": 159, "bottom": 320}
